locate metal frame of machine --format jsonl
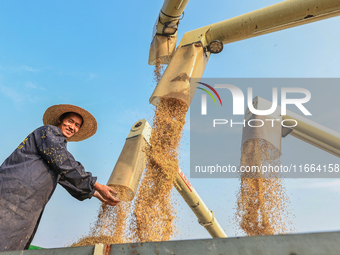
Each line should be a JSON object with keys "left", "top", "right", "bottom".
{"left": 243, "top": 96, "right": 340, "bottom": 158}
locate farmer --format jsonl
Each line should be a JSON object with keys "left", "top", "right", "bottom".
{"left": 0, "top": 104, "right": 120, "bottom": 251}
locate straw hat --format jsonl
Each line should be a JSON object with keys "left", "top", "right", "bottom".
{"left": 43, "top": 104, "right": 97, "bottom": 142}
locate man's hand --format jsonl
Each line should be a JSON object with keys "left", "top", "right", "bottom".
{"left": 93, "top": 182, "right": 120, "bottom": 206}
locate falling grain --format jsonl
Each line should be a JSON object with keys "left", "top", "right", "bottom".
{"left": 71, "top": 200, "right": 132, "bottom": 246}
{"left": 153, "top": 58, "right": 164, "bottom": 84}
{"left": 131, "top": 98, "right": 188, "bottom": 242}
{"left": 235, "top": 138, "right": 293, "bottom": 236}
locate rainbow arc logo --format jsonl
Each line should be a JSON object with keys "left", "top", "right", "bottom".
{"left": 197, "top": 82, "right": 223, "bottom": 106}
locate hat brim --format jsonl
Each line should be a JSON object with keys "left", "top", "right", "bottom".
{"left": 43, "top": 104, "right": 97, "bottom": 142}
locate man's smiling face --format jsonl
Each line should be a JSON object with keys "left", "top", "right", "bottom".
{"left": 57, "top": 112, "right": 83, "bottom": 139}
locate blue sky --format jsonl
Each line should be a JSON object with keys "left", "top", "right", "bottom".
{"left": 1, "top": 0, "right": 340, "bottom": 248}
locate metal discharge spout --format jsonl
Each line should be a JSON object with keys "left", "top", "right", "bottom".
{"left": 149, "top": 43, "right": 208, "bottom": 107}
{"left": 149, "top": 0, "right": 190, "bottom": 65}
{"left": 107, "top": 119, "right": 151, "bottom": 201}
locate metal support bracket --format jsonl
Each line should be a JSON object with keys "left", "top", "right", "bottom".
{"left": 198, "top": 210, "right": 214, "bottom": 227}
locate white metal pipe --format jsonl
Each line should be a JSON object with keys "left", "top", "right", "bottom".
{"left": 174, "top": 168, "right": 227, "bottom": 238}
{"left": 179, "top": 0, "right": 340, "bottom": 47}
{"left": 283, "top": 112, "right": 340, "bottom": 158}
{"left": 159, "top": 0, "right": 189, "bottom": 24}
{"left": 250, "top": 97, "right": 340, "bottom": 158}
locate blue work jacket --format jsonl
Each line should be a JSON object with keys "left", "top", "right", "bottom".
{"left": 0, "top": 125, "right": 97, "bottom": 251}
